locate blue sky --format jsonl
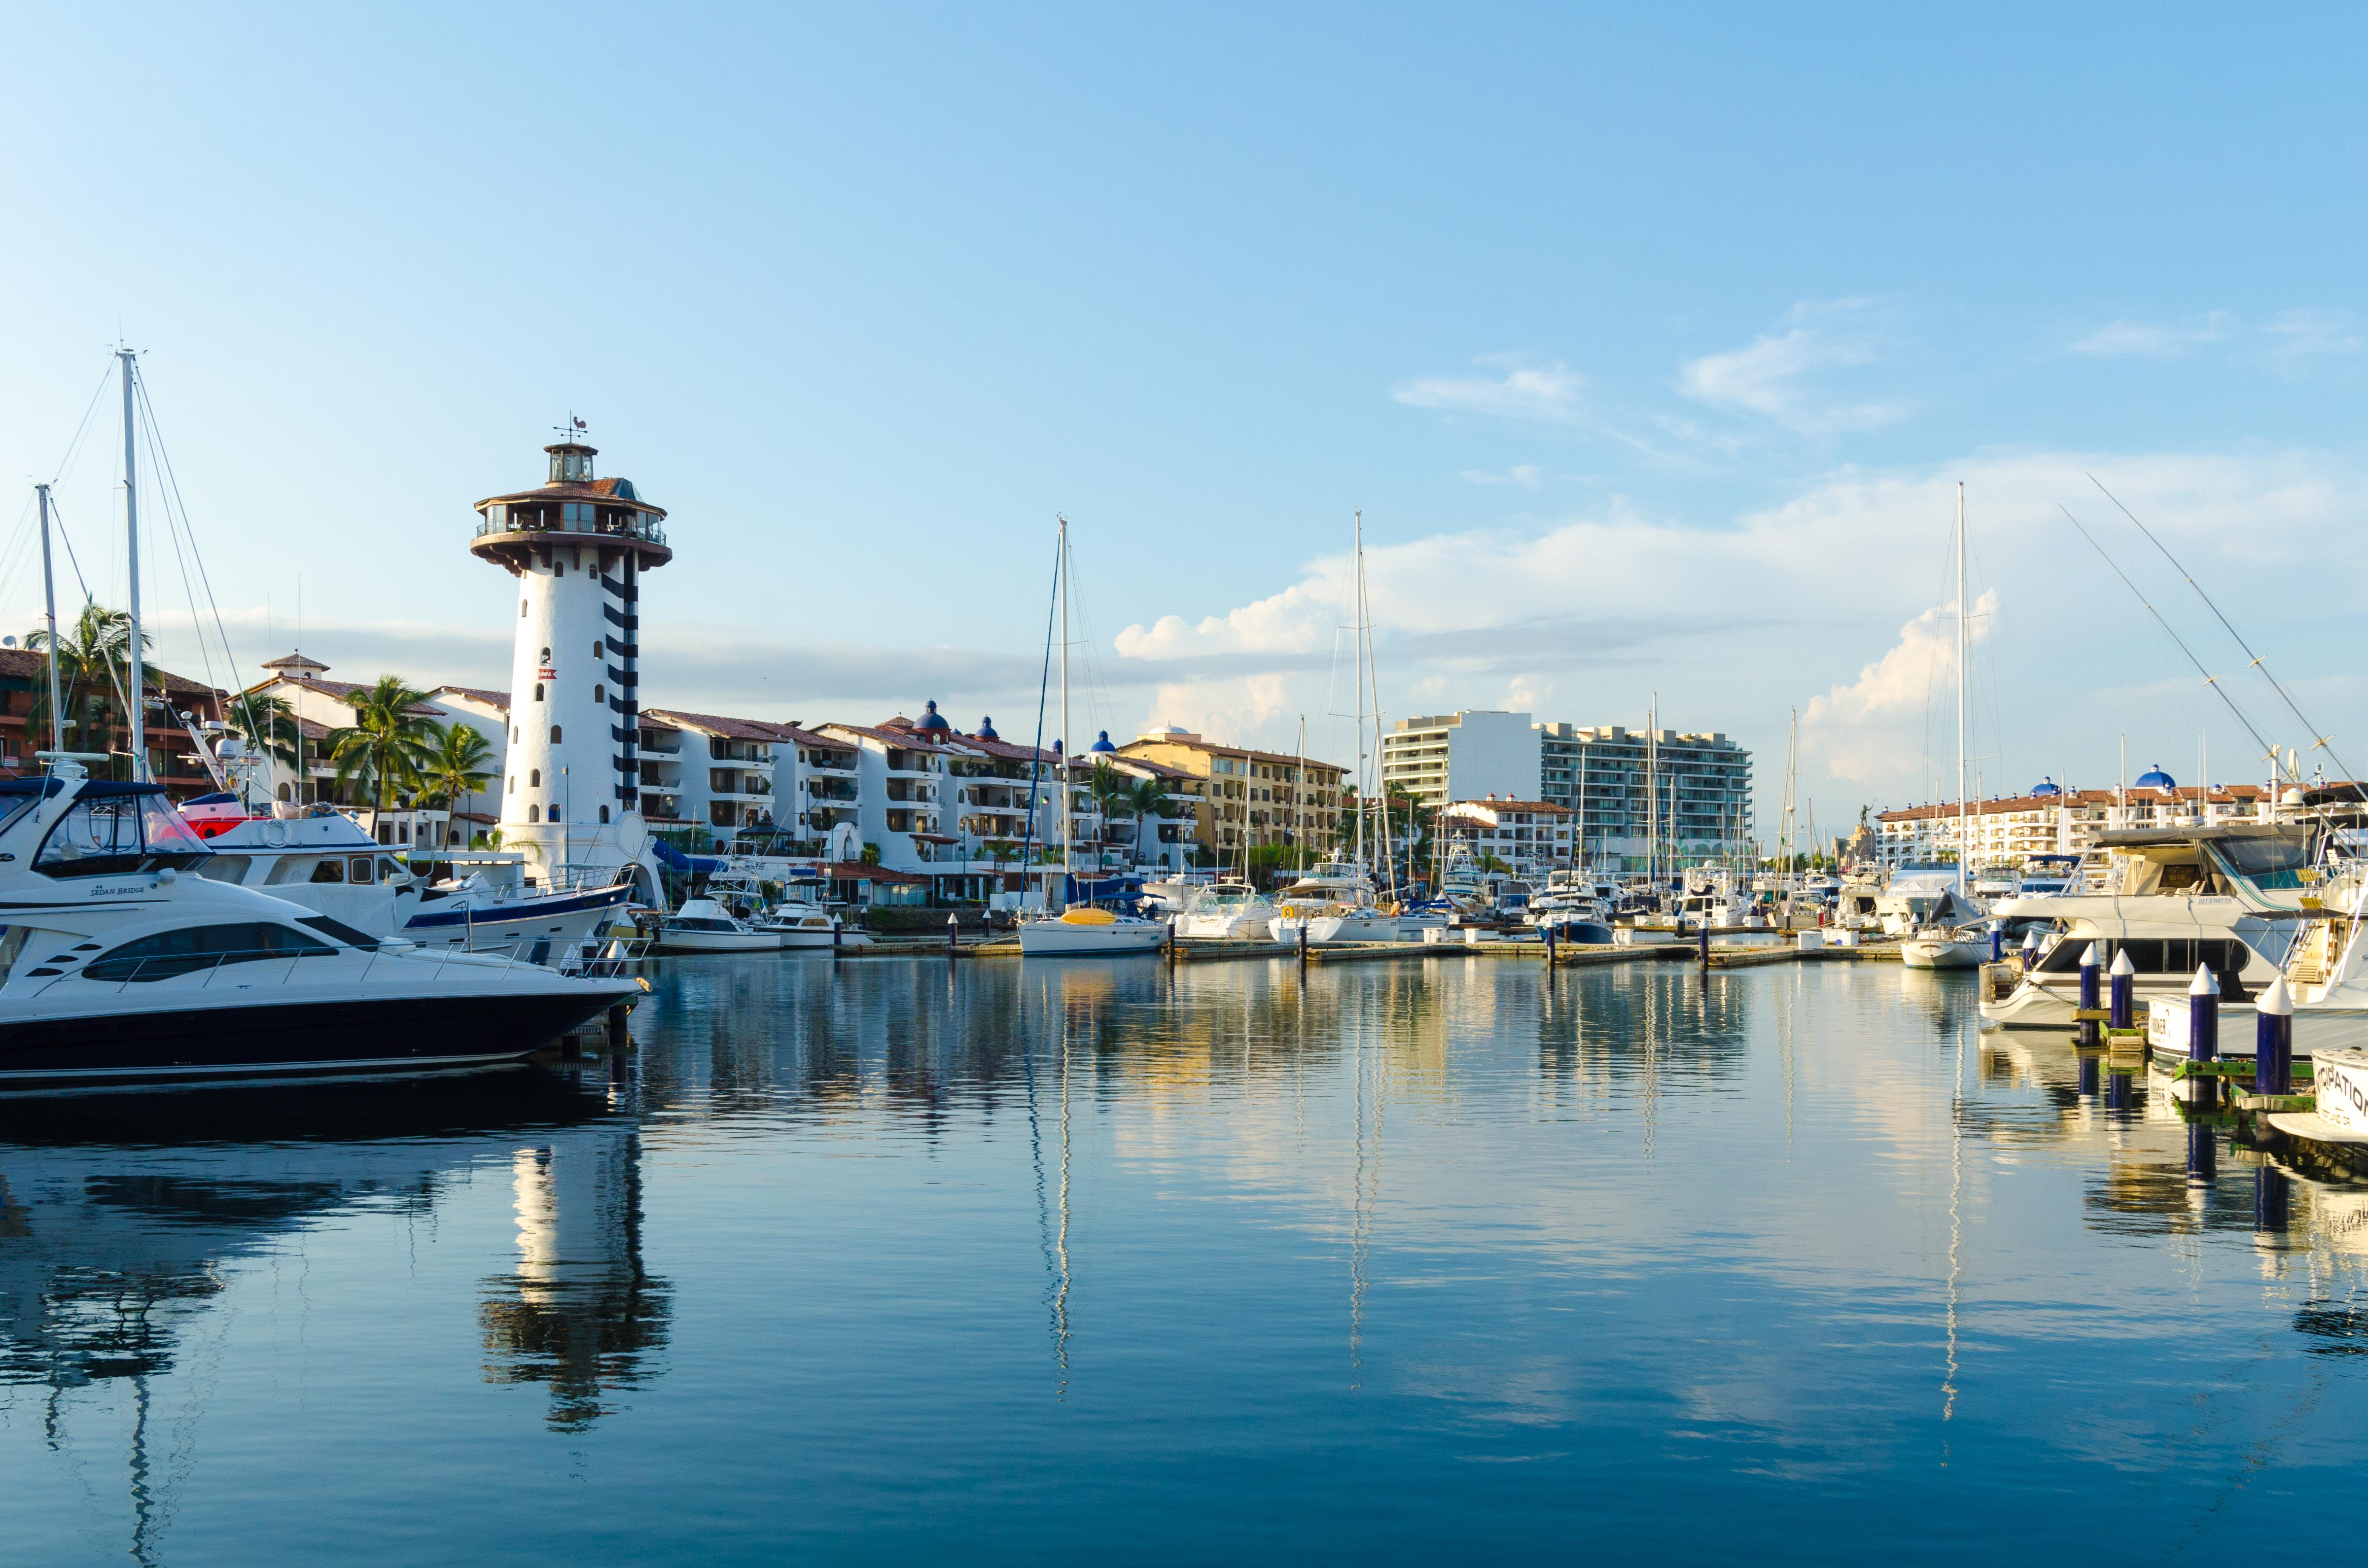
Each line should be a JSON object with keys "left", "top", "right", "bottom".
{"left": 4, "top": 4, "right": 2366, "bottom": 831}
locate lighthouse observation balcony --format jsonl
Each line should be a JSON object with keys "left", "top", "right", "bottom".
{"left": 471, "top": 491, "right": 672, "bottom": 572}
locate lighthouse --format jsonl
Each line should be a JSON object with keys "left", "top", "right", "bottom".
{"left": 471, "top": 430, "right": 671, "bottom": 893}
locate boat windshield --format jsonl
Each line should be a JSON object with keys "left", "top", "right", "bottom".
{"left": 34, "top": 791, "right": 214, "bottom": 878}
{"left": 2209, "top": 835, "right": 2320, "bottom": 889}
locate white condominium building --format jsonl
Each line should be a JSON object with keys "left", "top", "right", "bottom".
{"left": 1439, "top": 797, "right": 1575, "bottom": 879}
{"left": 1379, "top": 711, "right": 1542, "bottom": 807}
{"left": 1874, "top": 772, "right": 2294, "bottom": 867}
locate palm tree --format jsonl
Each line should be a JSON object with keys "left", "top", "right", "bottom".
{"left": 325, "top": 675, "right": 442, "bottom": 812}
{"left": 224, "top": 694, "right": 303, "bottom": 769}
{"left": 1087, "top": 760, "right": 1131, "bottom": 849}
{"left": 1123, "top": 774, "right": 1167, "bottom": 862}
{"left": 413, "top": 721, "right": 496, "bottom": 818}
{"left": 25, "top": 602, "right": 163, "bottom": 770}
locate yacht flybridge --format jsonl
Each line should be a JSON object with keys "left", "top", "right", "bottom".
{"left": 0, "top": 766, "right": 641, "bottom": 1088}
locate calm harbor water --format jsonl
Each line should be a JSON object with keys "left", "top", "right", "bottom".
{"left": 4, "top": 954, "right": 2365, "bottom": 1564}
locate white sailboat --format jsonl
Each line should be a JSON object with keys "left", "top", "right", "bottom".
{"left": 1020, "top": 518, "right": 1166, "bottom": 957}
{"left": 1274, "top": 512, "right": 1403, "bottom": 945}
{"left": 1904, "top": 483, "right": 1990, "bottom": 972}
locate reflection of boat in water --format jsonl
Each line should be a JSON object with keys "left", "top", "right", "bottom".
{"left": 0, "top": 1073, "right": 669, "bottom": 1557}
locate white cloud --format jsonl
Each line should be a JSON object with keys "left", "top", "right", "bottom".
{"left": 1393, "top": 357, "right": 1588, "bottom": 425}
{"left": 2069, "top": 311, "right": 2237, "bottom": 356}
{"left": 1801, "top": 590, "right": 1996, "bottom": 784}
{"left": 1461, "top": 464, "right": 1544, "bottom": 488}
{"left": 2264, "top": 307, "right": 2362, "bottom": 357}
{"left": 1677, "top": 298, "right": 1909, "bottom": 436}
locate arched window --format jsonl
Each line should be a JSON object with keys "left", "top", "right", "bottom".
{"left": 510, "top": 726, "right": 518, "bottom": 744}
{"left": 528, "top": 804, "right": 540, "bottom": 823}
{"left": 553, "top": 561, "right": 565, "bottom": 577}
{"left": 593, "top": 640, "right": 604, "bottom": 659}
{"left": 520, "top": 600, "right": 528, "bottom": 618}
{"left": 540, "top": 647, "right": 551, "bottom": 663}
{"left": 530, "top": 768, "right": 540, "bottom": 788}
{"left": 533, "top": 683, "right": 544, "bottom": 702}
{"left": 599, "top": 804, "right": 611, "bottom": 824}
{"left": 593, "top": 685, "right": 604, "bottom": 704}
{"left": 276, "top": 782, "right": 292, "bottom": 802}
{"left": 507, "top": 774, "right": 515, "bottom": 794}
{"left": 550, "top": 726, "right": 562, "bottom": 744}
{"left": 550, "top": 804, "right": 562, "bottom": 822}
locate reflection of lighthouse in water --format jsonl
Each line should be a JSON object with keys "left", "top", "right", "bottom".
{"left": 479, "top": 1126, "right": 669, "bottom": 1431}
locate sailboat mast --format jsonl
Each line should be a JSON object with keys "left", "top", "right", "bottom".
{"left": 1352, "top": 512, "right": 1367, "bottom": 874}
{"left": 1293, "top": 715, "right": 1307, "bottom": 872}
{"left": 1058, "top": 516, "right": 1072, "bottom": 908}
{"left": 1359, "top": 513, "right": 1395, "bottom": 901}
{"left": 36, "top": 485, "right": 64, "bottom": 757}
{"left": 1955, "top": 482, "right": 1967, "bottom": 896}
{"left": 1646, "top": 695, "right": 1659, "bottom": 884}
{"left": 120, "top": 349, "right": 144, "bottom": 783}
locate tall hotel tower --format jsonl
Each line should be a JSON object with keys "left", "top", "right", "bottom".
{"left": 471, "top": 432, "right": 671, "bottom": 893}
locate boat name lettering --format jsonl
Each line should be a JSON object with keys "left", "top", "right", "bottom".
{"left": 2324, "top": 1064, "right": 2368, "bottom": 1128}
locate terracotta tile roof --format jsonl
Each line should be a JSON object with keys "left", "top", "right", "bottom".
{"left": 819, "top": 861, "right": 928, "bottom": 884}
{"left": 1116, "top": 735, "right": 1348, "bottom": 773}
{"left": 0, "top": 647, "right": 222, "bottom": 697}
{"left": 432, "top": 685, "right": 511, "bottom": 711}
{"left": 640, "top": 707, "right": 799, "bottom": 743}
{"left": 1873, "top": 784, "right": 2301, "bottom": 824}
{"left": 821, "top": 722, "right": 953, "bottom": 753}
{"left": 1447, "top": 798, "right": 1572, "bottom": 815}
{"left": 248, "top": 673, "right": 442, "bottom": 715}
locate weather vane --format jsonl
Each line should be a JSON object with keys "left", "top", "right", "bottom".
{"left": 553, "top": 412, "right": 590, "bottom": 441}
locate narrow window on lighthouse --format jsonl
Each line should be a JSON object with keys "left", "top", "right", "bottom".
{"left": 550, "top": 726, "right": 562, "bottom": 744}
{"left": 593, "top": 641, "right": 603, "bottom": 659}
{"left": 533, "top": 684, "right": 544, "bottom": 702}
{"left": 520, "top": 600, "right": 528, "bottom": 618}
{"left": 528, "top": 805, "right": 539, "bottom": 822}
{"left": 594, "top": 685, "right": 604, "bottom": 704}
{"left": 600, "top": 805, "right": 611, "bottom": 824}
{"left": 551, "top": 804, "right": 562, "bottom": 822}
{"left": 507, "top": 775, "right": 514, "bottom": 794}
{"left": 530, "top": 768, "right": 541, "bottom": 787}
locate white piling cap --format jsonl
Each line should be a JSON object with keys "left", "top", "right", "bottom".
{"left": 2109, "top": 947, "right": 2136, "bottom": 976}
{"left": 2260, "top": 973, "right": 2294, "bottom": 1017}
{"left": 2021, "top": 929, "right": 2039, "bottom": 949}
{"left": 2081, "top": 941, "right": 2102, "bottom": 968}
{"left": 2189, "top": 963, "right": 2219, "bottom": 996}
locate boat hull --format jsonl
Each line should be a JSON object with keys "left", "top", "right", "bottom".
{"left": 651, "top": 931, "right": 785, "bottom": 953}
{"left": 1017, "top": 919, "right": 1168, "bottom": 956}
{"left": 1902, "top": 936, "right": 1986, "bottom": 971}
{"left": 0, "top": 987, "right": 627, "bottom": 1088}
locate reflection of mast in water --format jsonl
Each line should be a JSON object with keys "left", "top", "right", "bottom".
{"left": 1348, "top": 991, "right": 1381, "bottom": 1390}
{"left": 1942, "top": 1001, "right": 1965, "bottom": 1429}
{"left": 1018, "top": 995, "right": 1075, "bottom": 1402}
{"left": 480, "top": 1126, "right": 670, "bottom": 1432}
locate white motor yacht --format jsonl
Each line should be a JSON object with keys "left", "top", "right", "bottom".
{"left": 652, "top": 897, "right": 784, "bottom": 953}
{"left": 1175, "top": 879, "right": 1276, "bottom": 941}
{"left": 1272, "top": 861, "right": 1402, "bottom": 944}
{"left": 1978, "top": 824, "right": 2314, "bottom": 1027}
{"left": 0, "top": 767, "right": 641, "bottom": 1088}
{"left": 188, "top": 808, "right": 631, "bottom": 967}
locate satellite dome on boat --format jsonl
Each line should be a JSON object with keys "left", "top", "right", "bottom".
{"left": 2029, "top": 777, "right": 2062, "bottom": 797}
{"left": 914, "top": 699, "right": 952, "bottom": 733}
{"left": 976, "top": 715, "right": 999, "bottom": 740}
{"left": 2135, "top": 766, "right": 2177, "bottom": 791}
{"left": 1090, "top": 730, "right": 1116, "bottom": 753}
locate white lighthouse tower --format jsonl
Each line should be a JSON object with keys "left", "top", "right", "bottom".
{"left": 471, "top": 429, "right": 671, "bottom": 895}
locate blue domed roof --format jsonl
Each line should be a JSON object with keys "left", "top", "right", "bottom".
{"left": 2030, "top": 777, "right": 2062, "bottom": 797}
{"left": 2135, "top": 765, "right": 2177, "bottom": 791}
{"left": 976, "top": 715, "right": 999, "bottom": 741}
{"left": 1089, "top": 730, "right": 1116, "bottom": 753}
{"left": 914, "top": 699, "right": 952, "bottom": 733}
